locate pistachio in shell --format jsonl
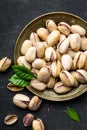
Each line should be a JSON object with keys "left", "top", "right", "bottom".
{"left": 4, "top": 114, "right": 18, "bottom": 125}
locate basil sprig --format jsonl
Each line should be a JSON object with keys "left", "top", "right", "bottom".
{"left": 66, "top": 107, "right": 80, "bottom": 122}
{"left": 9, "top": 65, "right": 36, "bottom": 87}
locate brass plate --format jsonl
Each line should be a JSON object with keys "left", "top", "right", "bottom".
{"left": 14, "top": 12, "right": 87, "bottom": 101}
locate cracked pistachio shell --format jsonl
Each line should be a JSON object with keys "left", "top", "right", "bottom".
{"left": 32, "top": 118, "right": 45, "bottom": 130}
{"left": 36, "top": 42, "right": 45, "bottom": 58}
{"left": 31, "top": 79, "right": 47, "bottom": 91}
{"left": 32, "top": 58, "right": 46, "bottom": 69}
{"left": 47, "top": 77, "right": 56, "bottom": 88}
{"left": 46, "top": 30, "right": 60, "bottom": 47}
{"left": 57, "top": 38, "right": 69, "bottom": 54}
{"left": 7, "top": 82, "right": 24, "bottom": 92}
{"left": 71, "top": 71, "right": 79, "bottom": 87}
{"left": 46, "top": 19, "right": 57, "bottom": 32}
{"left": 4, "top": 114, "right": 18, "bottom": 125}
{"left": 68, "top": 33, "right": 81, "bottom": 51}
{"left": 21, "top": 40, "right": 32, "bottom": 55}
{"left": 45, "top": 47, "right": 57, "bottom": 61}
{"left": 80, "top": 37, "right": 87, "bottom": 51}
{"left": 0, "top": 57, "right": 11, "bottom": 72}
{"left": 25, "top": 47, "right": 36, "bottom": 63}
{"left": 75, "top": 69, "right": 87, "bottom": 83}
{"left": 61, "top": 54, "right": 72, "bottom": 71}
{"left": 37, "top": 27, "right": 49, "bottom": 41}
{"left": 30, "top": 32, "right": 40, "bottom": 46}
{"left": 58, "top": 22, "right": 70, "bottom": 36}
{"left": 38, "top": 67, "right": 51, "bottom": 83}
{"left": 17, "top": 56, "right": 31, "bottom": 70}
{"left": 13, "top": 94, "right": 30, "bottom": 109}
{"left": 70, "top": 24, "right": 86, "bottom": 36}
{"left": 51, "top": 60, "right": 62, "bottom": 78}
{"left": 54, "top": 82, "right": 72, "bottom": 94}
{"left": 60, "top": 70, "right": 75, "bottom": 87}
{"left": 28, "top": 96, "right": 42, "bottom": 111}
{"left": 74, "top": 52, "right": 86, "bottom": 69}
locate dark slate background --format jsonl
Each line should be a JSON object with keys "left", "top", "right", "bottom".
{"left": 0, "top": 0, "right": 87, "bottom": 130}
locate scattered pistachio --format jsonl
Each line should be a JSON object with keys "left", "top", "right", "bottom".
{"left": 4, "top": 114, "right": 18, "bottom": 125}
{"left": 0, "top": 57, "right": 11, "bottom": 72}
{"left": 23, "top": 113, "right": 34, "bottom": 127}
{"left": 29, "top": 96, "right": 42, "bottom": 111}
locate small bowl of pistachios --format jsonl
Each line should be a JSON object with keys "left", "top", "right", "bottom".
{"left": 14, "top": 12, "right": 87, "bottom": 101}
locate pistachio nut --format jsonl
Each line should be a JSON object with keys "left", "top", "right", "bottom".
{"left": 61, "top": 54, "right": 72, "bottom": 71}
{"left": 32, "top": 118, "right": 45, "bottom": 130}
{"left": 17, "top": 56, "right": 31, "bottom": 70}
{"left": 54, "top": 82, "right": 72, "bottom": 94}
{"left": 13, "top": 93, "right": 30, "bottom": 109}
{"left": 51, "top": 60, "right": 61, "bottom": 78}
{"left": 75, "top": 69, "right": 87, "bottom": 83}
{"left": 28, "top": 96, "right": 42, "bottom": 111}
{"left": 46, "top": 19, "right": 57, "bottom": 32}
{"left": 23, "top": 113, "right": 34, "bottom": 127}
{"left": 7, "top": 82, "right": 24, "bottom": 92}
{"left": 70, "top": 24, "right": 86, "bottom": 36}
{"left": 68, "top": 33, "right": 81, "bottom": 51}
{"left": 38, "top": 67, "right": 51, "bottom": 83}
{"left": 60, "top": 70, "right": 75, "bottom": 87}
{"left": 47, "top": 77, "right": 56, "bottom": 88}
{"left": 0, "top": 57, "right": 11, "bottom": 72}
{"left": 45, "top": 47, "right": 57, "bottom": 61}
{"left": 71, "top": 71, "right": 79, "bottom": 87}
{"left": 30, "top": 32, "right": 40, "bottom": 46}
{"left": 46, "top": 30, "right": 60, "bottom": 47}
{"left": 73, "top": 51, "right": 86, "bottom": 69}
{"left": 21, "top": 40, "right": 32, "bottom": 55}
{"left": 58, "top": 22, "right": 70, "bottom": 36}
{"left": 67, "top": 48, "right": 76, "bottom": 59}
{"left": 25, "top": 46, "right": 36, "bottom": 63}
{"left": 80, "top": 37, "right": 87, "bottom": 51}
{"left": 31, "top": 79, "right": 47, "bottom": 91}
{"left": 32, "top": 58, "right": 46, "bottom": 69}
{"left": 4, "top": 114, "right": 18, "bottom": 125}
{"left": 36, "top": 42, "right": 45, "bottom": 58}
{"left": 37, "top": 27, "right": 49, "bottom": 41}
{"left": 57, "top": 38, "right": 69, "bottom": 54}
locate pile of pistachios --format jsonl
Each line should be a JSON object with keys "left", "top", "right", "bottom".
{"left": 17, "top": 20, "right": 87, "bottom": 94}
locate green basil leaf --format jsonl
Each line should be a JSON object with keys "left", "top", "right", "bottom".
{"left": 12, "top": 65, "right": 36, "bottom": 80}
{"left": 66, "top": 107, "right": 80, "bottom": 122}
{"left": 9, "top": 74, "right": 30, "bottom": 87}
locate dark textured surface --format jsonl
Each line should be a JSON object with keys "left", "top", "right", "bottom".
{"left": 0, "top": 0, "right": 87, "bottom": 130}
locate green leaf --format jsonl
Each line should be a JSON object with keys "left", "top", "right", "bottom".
{"left": 12, "top": 65, "right": 36, "bottom": 80}
{"left": 66, "top": 107, "right": 80, "bottom": 122}
{"left": 9, "top": 74, "right": 30, "bottom": 87}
